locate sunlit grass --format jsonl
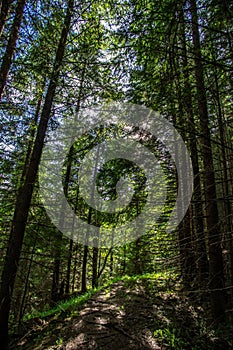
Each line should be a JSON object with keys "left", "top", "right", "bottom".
{"left": 23, "top": 272, "right": 177, "bottom": 321}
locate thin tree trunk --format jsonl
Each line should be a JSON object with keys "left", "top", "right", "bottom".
{"left": 0, "top": 1, "right": 74, "bottom": 347}
{"left": 190, "top": 0, "right": 226, "bottom": 321}
{"left": 65, "top": 189, "right": 80, "bottom": 295}
{"left": 82, "top": 140, "right": 101, "bottom": 292}
{"left": 122, "top": 245, "right": 126, "bottom": 275}
{"left": 72, "top": 247, "right": 78, "bottom": 293}
{"left": 92, "top": 246, "right": 98, "bottom": 288}
{"left": 213, "top": 63, "right": 233, "bottom": 297}
{"left": 168, "top": 52, "right": 196, "bottom": 289}
{"left": 0, "top": 0, "right": 26, "bottom": 99}
{"left": 65, "top": 239, "right": 73, "bottom": 295}
{"left": 51, "top": 256, "right": 61, "bottom": 304}
{"left": 134, "top": 237, "right": 141, "bottom": 275}
{"left": 81, "top": 245, "right": 89, "bottom": 293}
{"left": 17, "top": 232, "right": 37, "bottom": 332}
{"left": 51, "top": 61, "right": 86, "bottom": 301}
{"left": 20, "top": 89, "right": 44, "bottom": 182}
{"left": 0, "top": 0, "right": 14, "bottom": 37}
{"left": 97, "top": 248, "right": 112, "bottom": 280}
{"left": 50, "top": 145, "right": 74, "bottom": 304}
{"left": 110, "top": 249, "right": 113, "bottom": 277}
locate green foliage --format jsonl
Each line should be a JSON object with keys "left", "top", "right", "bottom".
{"left": 55, "top": 337, "right": 63, "bottom": 346}
{"left": 23, "top": 273, "right": 175, "bottom": 321}
{"left": 153, "top": 327, "right": 186, "bottom": 349}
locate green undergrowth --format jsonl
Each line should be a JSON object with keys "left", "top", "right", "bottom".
{"left": 23, "top": 271, "right": 176, "bottom": 322}
{"left": 14, "top": 272, "right": 233, "bottom": 350}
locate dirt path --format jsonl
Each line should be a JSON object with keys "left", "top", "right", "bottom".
{"left": 62, "top": 281, "right": 160, "bottom": 350}
{"left": 14, "top": 278, "right": 231, "bottom": 350}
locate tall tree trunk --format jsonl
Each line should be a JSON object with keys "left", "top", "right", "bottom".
{"left": 82, "top": 140, "right": 101, "bottom": 292}
{"left": 122, "top": 245, "right": 126, "bottom": 275}
{"left": 0, "top": 0, "right": 26, "bottom": 99}
{"left": 110, "top": 249, "right": 113, "bottom": 277}
{"left": 17, "top": 232, "right": 37, "bottom": 332}
{"left": 178, "top": 209, "right": 195, "bottom": 289}
{"left": 92, "top": 245, "right": 98, "bottom": 288}
{"left": 213, "top": 62, "right": 233, "bottom": 299}
{"left": 0, "top": 1, "right": 74, "bottom": 347}
{"left": 81, "top": 207, "right": 93, "bottom": 293}
{"left": 51, "top": 62, "right": 86, "bottom": 301}
{"left": 20, "top": 90, "right": 43, "bottom": 182}
{"left": 134, "top": 237, "right": 141, "bottom": 275}
{"left": 65, "top": 186, "right": 80, "bottom": 295}
{"left": 65, "top": 239, "right": 73, "bottom": 295}
{"left": 0, "top": 0, "right": 14, "bottom": 37}
{"left": 71, "top": 247, "right": 79, "bottom": 293}
{"left": 168, "top": 50, "right": 196, "bottom": 289}
{"left": 51, "top": 254, "right": 61, "bottom": 304}
{"left": 190, "top": 0, "right": 226, "bottom": 321}
{"left": 179, "top": 6, "right": 208, "bottom": 287}
{"left": 81, "top": 245, "right": 88, "bottom": 293}
{"left": 50, "top": 145, "right": 74, "bottom": 304}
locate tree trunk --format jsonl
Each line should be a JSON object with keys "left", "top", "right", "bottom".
{"left": 71, "top": 247, "right": 78, "bottom": 293}
{"left": 50, "top": 145, "right": 73, "bottom": 303}
{"left": 0, "top": 0, "right": 14, "bottom": 37}
{"left": 213, "top": 62, "right": 233, "bottom": 301}
{"left": 17, "top": 232, "right": 37, "bottom": 332}
{"left": 110, "top": 249, "right": 113, "bottom": 277}
{"left": 51, "top": 61, "right": 86, "bottom": 301}
{"left": 65, "top": 239, "right": 73, "bottom": 295}
{"left": 134, "top": 237, "right": 141, "bottom": 275}
{"left": 81, "top": 245, "right": 88, "bottom": 293}
{"left": 20, "top": 90, "right": 43, "bottom": 182}
{"left": 190, "top": 0, "right": 226, "bottom": 321}
{"left": 0, "top": 1, "right": 74, "bottom": 347}
{"left": 179, "top": 6, "right": 208, "bottom": 287}
{"left": 92, "top": 246, "right": 98, "bottom": 288}
{"left": 167, "top": 50, "right": 197, "bottom": 290}
{"left": 0, "top": 0, "right": 26, "bottom": 99}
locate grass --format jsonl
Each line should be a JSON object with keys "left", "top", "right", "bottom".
{"left": 16, "top": 272, "right": 232, "bottom": 350}
{"left": 23, "top": 271, "right": 177, "bottom": 321}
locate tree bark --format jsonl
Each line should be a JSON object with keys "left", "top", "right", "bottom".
{"left": 81, "top": 245, "right": 88, "bottom": 293}
{"left": 51, "top": 60, "right": 86, "bottom": 301}
{"left": 20, "top": 89, "right": 44, "bottom": 182}
{"left": 92, "top": 246, "right": 98, "bottom": 288}
{"left": 17, "top": 232, "right": 37, "bottom": 332}
{"left": 190, "top": 0, "right": 226, "bottom": 321}
{"left": 0, "top": 1, "right": 74, "bottom": 347}
{"left": 0, "top": 0, "right": 26, "bottom": 99}
{"left": 179, "top": 6, "right": 208, "bottom": 287}
{"left": 0, "top": 0, "right": 14, "bottom": 37}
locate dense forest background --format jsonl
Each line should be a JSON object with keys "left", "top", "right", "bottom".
{"left": 0, "top": 0, "right": 233, "bottom": 348}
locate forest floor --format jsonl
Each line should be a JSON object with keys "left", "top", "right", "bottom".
{"left": 11, "top": 276, "right": 232, "bottom": 350}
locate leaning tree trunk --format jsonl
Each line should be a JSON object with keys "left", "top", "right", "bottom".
{"left": 0, "top": 1, "right": 74, "bottom": 348}
{"left": 20, "top": 88, "right": 44, "bottom": 182}
{"left": 0, "top": 0, "right": 14, "bottom": 37}
{"left": 190, "top": 0, "right": 226, "bottom": 321}
{"left": 0, "top": 0, "right": 26, "bottom": 99}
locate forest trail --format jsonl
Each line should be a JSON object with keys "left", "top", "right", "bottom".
{"left": 56, "top": 280, "right": 160, "bottom": 350}
{"left": 12, "top": 277, "right": 230, "bottom": 350}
